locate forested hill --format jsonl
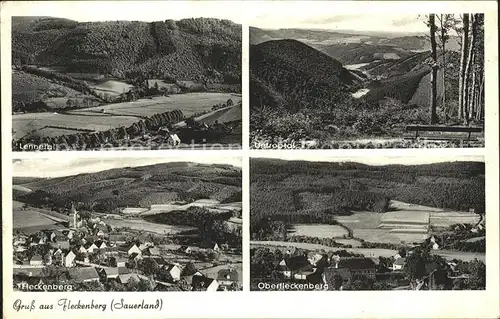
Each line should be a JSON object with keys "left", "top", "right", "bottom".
{"left": 250, "top": 39, "right": 359, "bottom": 111}
{"left": 250, "top": 159, "right": 485, "bottom": 224}
{"left": 12, "top": 17, "right": 241, "bottom": 83}
{"left": 13, "top": 162, "right": 242, "bottom": 212}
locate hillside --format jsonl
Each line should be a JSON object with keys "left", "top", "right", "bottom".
{"left": 12, "top": 17, "right": 241, "bottom": 84}
{"left": 14, "top": 162, "right": 242, "bottom": 213}
{"left": 250, "top": 39, "right": 358, "bottom": 112}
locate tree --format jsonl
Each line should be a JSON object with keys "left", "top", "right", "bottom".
{"left": 463, "top": 14, "right": 479, "bottom": 124}
{"left": 403, "top": 247, "right": 430, "bottom": 280}
{"left": 466, "top": 259, "right": 486, "bottom": 290}
{"left": 141, "top": 258, "right": 160, "bottom": 277}
{"left": 436, "top": 14, "right": 454, "bottom": 111}
{"left": 428, "top": 14, "right": 439, "bottom": 124}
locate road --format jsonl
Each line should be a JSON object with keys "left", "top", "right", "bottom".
{"left": 250, "top": 241, "right": 485, "bottom": 262}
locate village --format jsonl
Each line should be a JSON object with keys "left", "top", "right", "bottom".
{"left": 13, "top": 204, "right": 242, "bottom": 292}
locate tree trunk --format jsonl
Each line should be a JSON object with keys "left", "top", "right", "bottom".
{"left": 476, "top": 72, "right": 484, "bottom": 120}
{"left": 440, "top": 15, "right": 447, "bottom": 112}
{"left": 429, "top": 14, "right": 439, "bottom": 124}
{"left": 463, "top": 14, "right": 477, "bottom": 125}
{"left": 458, "top": 14, "right": 470, "bottom": 120}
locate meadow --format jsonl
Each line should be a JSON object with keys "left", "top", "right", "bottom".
{"left": 288, "top": 224, "right": 349, "bottom": 238}
{"left": 13, "top": 112, "right": 139, "bottom": 139}
{"left": 68, "top": 93, "right": 241, "bottom": 117}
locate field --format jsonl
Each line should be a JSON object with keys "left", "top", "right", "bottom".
{"left": 69, "top": 93, "right": 241, "bottom": 118}
{"left": 251, "top": 241, "right": 485, "bottom": 262}
{"left": 12, "top": 70, "right": 84, "bottom": 105}
{"left": 13, "top": 112, "right": 139, "bottom": 139}
{"left": 103, "top": 216, "right": 197, "bottom": 234}
{"left": 333, "top": 201, "right": 480, "bottom": 245}
{"left": 288, "top": 224, "right": 349, "bottom": 238}
{"left": 13, "top": 201, "right": 60, "bottom": 229}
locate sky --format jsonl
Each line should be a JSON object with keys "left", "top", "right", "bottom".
{"left": 4, "top": 1, "right": 247, "bottom": 23}
{"left": 252, "top": 13, "right": 429, "bottom": 35}
{"left": 12, "top": 157, "right": 242, "bottom": 178}
{"left": 4, "top": 2, "right": 450, "bottom": 35}
{"left": 250, "top": 154, "right": 484, "bottom": 166}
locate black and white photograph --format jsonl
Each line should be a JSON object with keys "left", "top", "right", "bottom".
{"left": 250, "top": 156, "right": 485, "bottom": 290}
{"left": 250, "top": 14, "right": 485, "bottom": 149}
{"left": 12, "top": 157, "right": 243, "bottom": 291}
{"left": 11, "top": 13, "right": 242, "bottom": 151}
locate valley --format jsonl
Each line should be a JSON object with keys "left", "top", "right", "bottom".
{"left": 11, "top": 16, "right": 242, "bottom": 150}
{"left": 249, "top": 18, "right": 485, "bottom": 149}
{"left": 250, "top": 158, "right": 486, "bottom": 291}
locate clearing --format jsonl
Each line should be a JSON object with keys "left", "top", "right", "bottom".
{"left": 288, "top": 224, "right": 349, "bottom": 238}
{"left": 90, "top": 80, "right": 134, "bottom": 96}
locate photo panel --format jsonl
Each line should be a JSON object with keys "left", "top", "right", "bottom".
{"left": 12, "top": 13, "right": 242, "bottom": 151}
{"left": 249, "top": 13, "right": 486, "bottom": 149}
{"left": 12, "top": 155, "right": 243, "bottom": 292}
{"left": 250, "top": 154, "right": 485, "bottom": 291}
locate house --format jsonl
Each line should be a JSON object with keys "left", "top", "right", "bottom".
{"left": 393, "top": 258, "right": 406, "bottom": 271}
{"left": 324, "top": 257, "right": 377, "bottom": 286}
{"left": 429, "top": 236, "right": 441, "bottom": 250}
{"left": 43, "top": 252, "right": 53, "bottom": 266}
{"left": 192, "top": 276, "right": 219, "bottom": 292}
{"left": 100, "top": 267, "right": 120, "bottom": 280}
{"left": 139, "top": 243, "right": 152, "bottom": 252}
{"left": 181, "top": 265, "right": 203, "bottom": 286}
{"left": 117, "top": 273, "right": 150, "bottom": 285}
{"left": 307, "top": 252, "right": 325, "bottom": 267}
{"left": 179, "top": 245, "right": 192, "bottom": 254}
{"left": 277, "top": 259, "right": 292, "bottom": 279}
{"left": 284, "top": 256, "right": 314, "bottom": 280}
{"left": 13, "top": 267, "right": 44, "bottom": 278}
{"left": 109, "top": 234, "right": 127, "bottom": 245}
{"left": 77, "top": 245, "right": 87, "bottom": 254}
{"left": 49, "top": 230, "right": 66, "bottom": 242}
{"left": 30, "top": 255, "right": 43, "bottom": 266}
{"left": 50, "top": 240, "right": 70, "bottom": 250}
{"left": 66, "top": 230, "right": 74, "bottom": 240}
{"left": 143, "top": 247, "right": 160, "bottom": 256}
{"left": 162, "top": 264, "right": 181, "bottom": 282}
{"left": 114, "top": 256, "right": 129, "bottom": 268}
{"left": 85, "top": 243, "right": 99, "bottom": 254}
{"left": 143, "top": 255, "right": 167, "bottom": 267}
{"left": 94, "top": 240, "right": 107, "bottom": 250}
{"left": 67, "top": 267, "right": 100, "bottom": 282}
{"left": 200, "top": 240, "right": 220, "bottom": 251}
{"left": 64, "top": 251, "right": 76, "bottom": 267}
{"left": 217, "top": 269, "right": 239, "bottom": 286}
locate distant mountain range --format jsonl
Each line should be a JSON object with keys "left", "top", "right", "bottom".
{"left": 250, "top": 27, "right": 460, "bottom": 53}
{"left": 12, "top": 16, "right": 242, "bottom": 83}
